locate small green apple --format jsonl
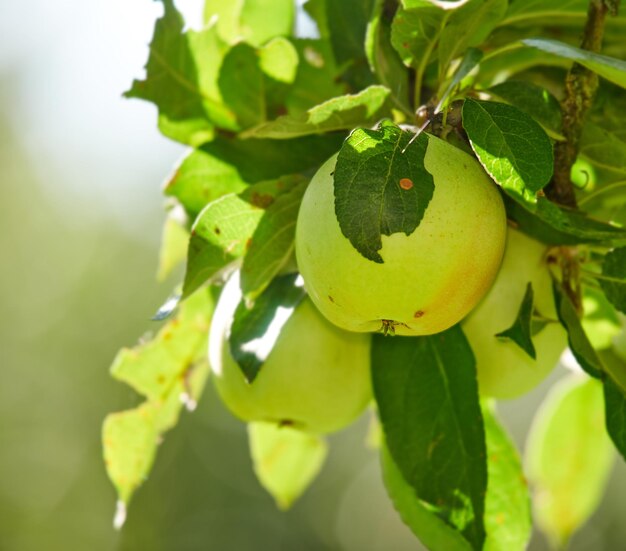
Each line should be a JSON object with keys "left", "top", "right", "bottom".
{"left": 462, "top": 229, "right": 568, "bottom": 399}
{"left": 209, "top": 272, "right": 372, "bottom": 434}
{"left": 295, "top": 134, "right": 507, "bottom": 335}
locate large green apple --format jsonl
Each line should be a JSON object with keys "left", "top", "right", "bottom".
{"left": 295, "top": 134, "right": 507, "bottom": 335}
{"left": 209, "top": 272, "right": 372, "bottom": 434}
{"left": 462, "top": 229, "right": 568, "bottom": 398}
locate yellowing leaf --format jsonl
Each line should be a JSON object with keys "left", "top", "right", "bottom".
{"left": 248, "top": 422, "right": 327, "bottom": 510}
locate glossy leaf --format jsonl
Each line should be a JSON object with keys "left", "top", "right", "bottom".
{"left": 488, "top": 81, "right": 563, "bottom": 137}
{"left": 463, "top": 99, "right": 553, "bottom": 206}
{"left": 230, "top": 273, "right": 306, "bottom": 383}
{"left": 248, "top": 422, "right": 327, "bottom": 510}
{"left": 523, "top": 38, "right": 626, "bottom": 90}
{"left": 526, "top": 376, "right": 614, "bottom": 548}
{"left": 372, "top": 327, "right": 487, "bottom": 550}
{"left": 334, "top": 121, "right": 434, "bottom": 263}
{"left": 504, "top": 194, "right": 626, "bottom": 246}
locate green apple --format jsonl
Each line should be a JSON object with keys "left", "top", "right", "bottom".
{"left": 209, "top": 272, "right": 372, "bottom": 434}
{"left": 295, "top": 134, "right": 507, "bottom": 335}
{"left": 462, "top": 229, "right": 568, "bottom": 398}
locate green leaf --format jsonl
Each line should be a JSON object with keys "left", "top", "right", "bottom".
{"left": 482, "top": 403, "right": 532, "bottom": 551}
{"left": 381, "top": 404, "right": 530, "bottom": 551}
{"left": 552, "top": 280, "right": 604, "bottom": 379}
{"left": 381, "top": 443, "right": 473, "bottom": 551}
{"left": 582, "top": 286, "right": 622, "bottom": 350}
{"left": 504, "top": 194, "right": 626, "bottom": 246}
{"left": 103, "top": 403, "right": 160, "bottom": 506}
{"left": 204, "top": 0, "right": 295, "bottom": 46}
{"left": 166, "top": 134, "right": 344, "bottom": 218}
{"left": 126, "top": 0, "right": 237, "bottom": 146}
{"left": 286, "top": 38, "right": 347, "bottom": 113}
{"left": 372, "top": 327, "right": 487, "bottom": 550}
{"left": 487, "top": 81, "right": 563, "bottom": 137}
{"left": 218, "top": 43, "right": 267, "bottom": 129}
{"left": 526, "top": 375, "right": 614, "bottom": 548}
{"left": 365, "top": 0, "right": 411, "bottom": 115}
{"left": 604, "top": 376, "right": 626, "bottom": 460}
{"left": 523, "top": 38, "right": 626, "bottom": 89}
{"left": 229, "top": 273, "right": 306, "bottom": 383}
{"left": 104, "top": 288, "right": 216, "bottom": 508}
{"left": 462, "top": 99, "right": 554, "bottom": 206}
{"left": 157, "top": 215, "right": 189, "bottom": 281}
{"left": 437, "top": 0, "right": 507, "bottom": 76}
{"left": 259, "top": 37, "right": 299, "bottom": 85}
{"left": 437, "top": 47, "right": 483, "bottom": 110}
{"left": 110, "top": 288, "right": 216, "bottom": 400}
{"left": 241, "top": 85, "right": 391, "bottom": 139}
{"left": 183, "top": 180, "right": 288, "bottom": 298}
{"left": 600, "top": 247, "right": 626, "bottom": 314}
{"left": 580, "top": 123, "right": 626, "bottom": 175}
{"left": 334, "top": 122, "right": 434, "bottom": 263}
{"left": 503, "top": 0, "right": 588, "bottom": 25}
{"left": 495, "top": 282, "right": 537, "bottom": 360}
{"left": 248, "top": 421, "right": 327, "bottom": 510}
{"left": 241, "top": 178, "right": 307, "bottom": 301}
{"left": 325, "top": 0, "right": 376, "bottom": 91}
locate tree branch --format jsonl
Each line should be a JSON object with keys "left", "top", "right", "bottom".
{"left": 548, "top": 0, "right": 620, "bottom": 208}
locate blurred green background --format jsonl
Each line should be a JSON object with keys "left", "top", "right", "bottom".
{"left": 2, "top": 1, "right": 626, "bottom": 550}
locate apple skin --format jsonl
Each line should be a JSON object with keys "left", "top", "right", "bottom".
{"left": 295, "top": 134, "right": 507, "bottom": 335}
{"left": 462, "top": 229, "right": 568, "bottom": 399}
{"left": 209, "top": 273, "right": 372, "bottom": 434}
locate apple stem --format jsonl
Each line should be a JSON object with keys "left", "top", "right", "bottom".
{"left": 549, "top": 0, "right": 620, "bottom": 208}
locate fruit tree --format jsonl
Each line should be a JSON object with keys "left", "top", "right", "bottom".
{"left": 103, "top": 0, "right": 626, "bottom": 548}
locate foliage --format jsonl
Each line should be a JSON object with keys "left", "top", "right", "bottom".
{"left": 104, "top": 0, "right": 626, "bottom": 548}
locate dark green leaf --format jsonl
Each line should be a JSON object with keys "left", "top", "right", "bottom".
{"left": 334, "top": 121, "right": 434, "bottom": 263}
{"left": 463, "top": 99, "right": 553, "bottom": 206}
{"left": 204, "top": 0, "right": 295, "bottom": 46}
{"left": 482, "top": 403, "right": 532, "bottom": 551}
{"left": 166, "top": 134, "right": 344, "bottom": 218}
{"left": 241, "top": 177, "right": 308, "bottom": 301}
{"left": 303, "top": 0, "right": 329, "bottom": 38}
{"left": 504, "top": 194, "right": 626, "bottom": 246}
{"left": 495, "top": 282, "right": 537, "bottom": 360}
{"left": 230, "top": 273, "right": 306, "bottom": 383}
{"left": 580, "top": 123, "right": 626, "bottom": 175}
{"left": 372, "top": 327, "right": 487, "bottom": 550}
{"left": 219, "top": 43, "right": 266, "bottom": 129}
{"left": 125, "top": 0, "right": 237, "bottom": 146}
{"left": 381, "top": 443, "right": 472, "bottom": 551}
{"left": 604, "top": 376, "right": 626, "bottom": 460}
{"left": 600, "top": 247, "right": 626, "bottom": 314}
{"left": 437, "top": 0, "right": 507, "bottom": 75}
{"left": 488, "top": 81, "right": 563, "bottom": 137}
{"left": 552, "top": 281, "right": 603, "bottom": 378}
{"left": 327, "top": 0, "right": 376, "bottom": 66}
{"left": 523, "top": 38, "right": 626, "bottom": 89}
{"left": 365, "top": 0, "right": 411, "bottom": 115}
{"left": 241, "top": 85, "right": 391, "bottom": 139}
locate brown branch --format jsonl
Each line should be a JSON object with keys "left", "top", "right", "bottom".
{"left": 548, "top": 0, "right": 620, "bottom": 208}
